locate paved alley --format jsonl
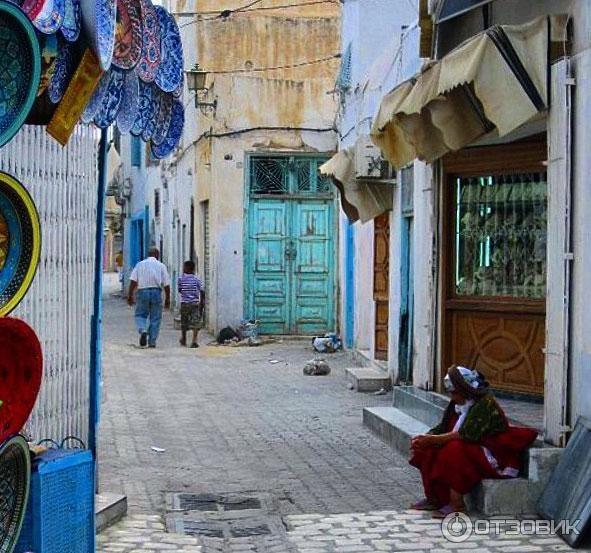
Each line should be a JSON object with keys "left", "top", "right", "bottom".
{"left": 98, "top": 275, "right": 420, "bottom": 516}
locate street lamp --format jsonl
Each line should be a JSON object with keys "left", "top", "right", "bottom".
{"left": 185, "top": 64, "right": 218, "bottom": 113}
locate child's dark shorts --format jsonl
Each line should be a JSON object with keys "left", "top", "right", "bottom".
{"left": 180, "top": 303, "right": 203, "bottom": 331}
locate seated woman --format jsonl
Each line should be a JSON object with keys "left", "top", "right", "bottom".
{"left": 409, "top": 365, "right": 538, "bottom": 518}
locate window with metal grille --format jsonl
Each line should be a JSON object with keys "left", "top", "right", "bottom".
{"left": 336, "top": 42, "right": 352, "bottom": 91}
{"left": 454, "top": 172, "right": 547, "bottom": 298}
{"left": 154, "top": 189, "right": 161, "bottom": 219}
{"left": 131, "top": 136, "right": 142, "bottom": 167}
{"left": 249, "top": 156, "right": 332, "bottom": 196}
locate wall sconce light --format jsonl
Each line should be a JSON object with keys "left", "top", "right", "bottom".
{"left": 185, "top": 63, "right": 218, "bottom": 113}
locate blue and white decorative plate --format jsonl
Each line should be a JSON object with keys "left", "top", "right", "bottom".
{"left": 154, "top": 5, "right": 183, "bottom": 93}
{"left": 32, "top": 0, "right": 64, "bottom": 33}
{"left": 130, "top": 79, "right": 153, "bottom": 136}
{"left": 116, "top": 68, "right": 139, "bottom": 133}
{"left": 80, "top": 0, "right": 116, "bottom": 70}
{"left": 60, "top": 0, "right": 80, "bottom": 41}
{"left": 151, "top": 91, "right": 172, "bottom": 146}
{"left": 0, "top": 2, "right": 41, "bottom": 148}
{"left": 94, "top": 67, "right": 125, "bottom": 128}
{"left": 80, "top": 69, "right": 109, "bottom": 123}
{"left": 140, "top": 83, "right": 161, "bottom": 140}
{"left": 48, "top": 38, "right": 74, "bottom": 104}
{"left": 137, "top": 0, "right": 160, "bottom": 82}
{"left": 151, "top": 99, "right": 183, "bottom": 159}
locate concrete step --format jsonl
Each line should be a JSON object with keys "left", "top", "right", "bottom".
{"left": 363, "top": 406, "right": 429, "bottom": 457}
{"left": 96, "top": 493, "right": 128, "bottom": 533}
{"left": 393, "top": 385, "right": 447, "bottom": 428}
{"left": 346, "top": 368, "right": 391, "bottom": 393}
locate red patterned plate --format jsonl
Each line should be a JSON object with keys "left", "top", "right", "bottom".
{"left": 112, "top": 0, "right": 142, "bottom": 70}
{"left": 0, "top": 317, "right": 43, "bottom": 444}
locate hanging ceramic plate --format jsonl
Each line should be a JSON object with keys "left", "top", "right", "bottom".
{"left": 0, "top": 172, "right": 41, "bottom": 316}
{"left": 80, "top": 68, "right": 109, "bottom": 123}
{"left": 61, "top": 0, "right": 80, "bottom": 41}
{"left": 116, "top": 68, "right": 139, "bottom": 133}
{"left": 140, "top": 84, "right": 160, "bottom": 141}
{"left": 48, "top": 38, "right": 74, "bottom": 104}
{"left": 136, "top": 0, "right": 160, "bottom": 83}
{"left": 151, "top": 91, "right": 172, "bottom": 146}
{"left": 0, "top": 318, "right": 43, "bottom": 445}
{"left": 154, "top": 6, "right": 182, "bottom": 93}
{"left": 0, "top": 2, "right": 41, "bottom": 149}
{"left": 130, "top": 79, "right": 152, "bottom": 136}
{"left": 151, "top": 98, "right": 183, "bottom": 159}
{"left": 21, "top": 0, "right": 45, "bottom": 21}
{"left": 31, "top": 0, "right": 65, "bottom": 34}
{"left": 0, "top": 435, "right": 31, "bottom": 553}
{"left": 112, "top": 0, "right": 141, "bottom": 70}
{"left": 94, "top": 67, "right": 125, "bottom": 128}
{"left": 37, "top": 33, "right": 58, "bottom": 98}
{"left": 80, "top": 0, "right": 116, "bottom": 70}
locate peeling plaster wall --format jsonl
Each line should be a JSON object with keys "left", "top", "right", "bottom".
{"left": 181, "top": 3, "right": 341, "bottom": 332}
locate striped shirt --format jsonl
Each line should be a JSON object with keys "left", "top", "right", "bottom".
{"left": 130, "top": 257, "right": 171, "bottom": 289}
{"left": 178, "top": 274, "right": 203, "bottom": 304}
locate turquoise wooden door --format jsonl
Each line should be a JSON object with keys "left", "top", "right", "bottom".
{"left": 246, "top": 156, "right": 335, "bottom": 335}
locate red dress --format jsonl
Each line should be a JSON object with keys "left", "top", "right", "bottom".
{"left": 409, "top": 410, "right": 537, "bottom": 505}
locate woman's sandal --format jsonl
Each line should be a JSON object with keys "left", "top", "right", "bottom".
{"left": 431, "top": 504, "right": 466, "bottom": 519}
{"left": 410, "top": 498, "right": 440, "bottom": 511}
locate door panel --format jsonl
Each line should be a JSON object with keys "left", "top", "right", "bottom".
{"left": 250, "top": 200, "right": 289, "bottom": 334}
{"left": 374, "top": 213, "right": 390, "bottom": 361}
{"left": 293, "top": 201, "right": 333, "bottom": 334}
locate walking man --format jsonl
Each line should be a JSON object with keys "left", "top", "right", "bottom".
{"left": 127, "top": 247, "right": 171, "bottom": 348}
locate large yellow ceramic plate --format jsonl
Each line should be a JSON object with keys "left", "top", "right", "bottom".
{"left": 0, "top": 172, "right": 41, "bottom": 316}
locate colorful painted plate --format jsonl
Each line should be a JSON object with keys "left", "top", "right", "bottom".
{"left": 0, "top": 173, "right": 41, "bottom": 316}
{"left": 80, "top": 0, "right": 116, "bottom": 70}
{"left": 94, "top": 67, "right": 125, "bottom": 128}
{"left": 151, "top": 91, "right": 172, "bottom": 146}
{"left": 130, "top": 79, "right": 152, "bottom": 136}
{"left": 37, "top": 33, "right": 58, "bottom": 98}
{"left": 154, "top": 6, "right": 182, "bottom": 93}
{"left": 61, "top": 0, "right": 80, "bottom": 41}
{"left": 48, "top": 38, "right": 74, "bottom": 104}
{"left": 140, "top": 84, "right": 160, "bottom": 141}
{"left": 151, "top": 98, "right": 183, "bottom": 159}
{"left": 112, "top": 0, "right": 141, "bottom": 70}
{"left": 0, "top": 435, "right": 31, "bottom": 553}
{"left": 116, "top": 68, "right": 139, "bottom": 133}
{"left": 31, "top": 0, "right": 65, "bottom": 33}
{"left": 80, "top": 68, "right": 109, "bottom": 123}
{"left": 136, "top": 0, "right": 160, "bottom": 83}
{"left": 0, "top": 2, "right": 41, "bottom": 149}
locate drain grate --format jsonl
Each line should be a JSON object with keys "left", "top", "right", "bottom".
{"left": 177, "top": 494, "right": 220, "bottom": 512}
{"left": 230, "top": 524, "right": 271, "bottom": 538}
{"left": 181, "top": 521, "right": 224, "bottom": 538}
{"left": 222, "top": 498, "right": 261, "bottom": 511}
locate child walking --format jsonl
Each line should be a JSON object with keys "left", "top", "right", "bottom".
{"left": 178, "top": 260, "right": 205, "bottom": 348}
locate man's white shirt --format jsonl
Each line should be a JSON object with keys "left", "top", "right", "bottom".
{"left": 130, "top": 257, "right": 171, "bottom": 289}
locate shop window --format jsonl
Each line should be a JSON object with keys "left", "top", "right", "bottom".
{"left": 154, "top": 189, "right": 161, "bottom": 219}
{"left": 454, "top": 172, "right": 547, "bottom": 298}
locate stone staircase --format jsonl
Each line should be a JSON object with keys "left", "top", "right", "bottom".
{"left": 363, "top": 385, "right": 562, "bottom": 516}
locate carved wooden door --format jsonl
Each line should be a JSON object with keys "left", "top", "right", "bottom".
{"left": 374, "top": 213, "right": 390, "bottom": 361}
{"left": 442, "top": 141, "right": 547, "bottom": 395}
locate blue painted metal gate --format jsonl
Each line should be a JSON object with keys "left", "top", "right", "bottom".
{"left": 246, "top": 155, "right": 336, "bottom": 335}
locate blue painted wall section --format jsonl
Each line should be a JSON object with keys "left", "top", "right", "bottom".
{"left": 344, "top": 219, "right": 355, "bottom": 349}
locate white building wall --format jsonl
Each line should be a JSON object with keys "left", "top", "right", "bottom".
{"left": 2, "top": 124, "right": 99, "bottom": 444}
{"left": 337, "top": 0, "right": 419, "bottom": 364}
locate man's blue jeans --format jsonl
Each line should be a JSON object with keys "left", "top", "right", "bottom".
{"left": 135, "top": 288, "right": 163, "bottom": 346}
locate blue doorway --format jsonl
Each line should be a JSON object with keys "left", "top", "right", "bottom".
{"left": 344, "top": 219, "right": 355, "bottom": 349}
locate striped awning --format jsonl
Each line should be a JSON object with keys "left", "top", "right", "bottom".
{"left": 371, "top": 15, "right": 568, "bottom": 169}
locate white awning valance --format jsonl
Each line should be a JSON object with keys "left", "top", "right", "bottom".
{"left": 320, "top": 147, "right": 393, "bottom": 224}
{"left": 371, "top": 15, "right": 568, "bottom": 168}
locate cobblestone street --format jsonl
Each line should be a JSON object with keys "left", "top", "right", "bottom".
{"left": 98, "top": 276, "right": 579, "bottom": 552}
